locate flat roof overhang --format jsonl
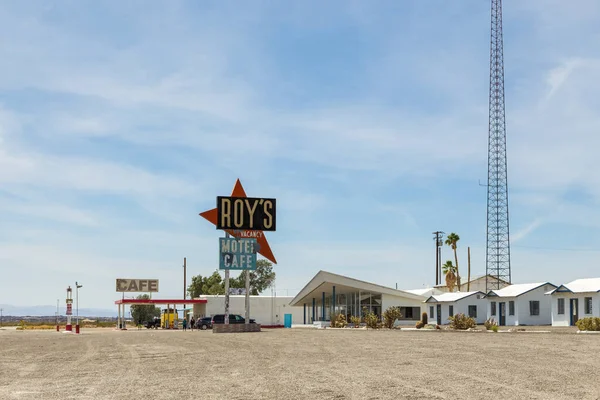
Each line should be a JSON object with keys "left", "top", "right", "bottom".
{"left": 290, "top": 271, "right": 426, "bottom": 306}
{"left": 115, "top": 299, "right": 207, "bottom": 305}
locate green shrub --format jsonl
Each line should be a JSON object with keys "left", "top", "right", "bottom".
{"left": 448, "top": 313, "right": 476, "bottom": 330}
{"left": 383, "top": 306, "right": 403, "bottom": 329}
{"left": 421, "top": 312, "right": 428, "bottom": 325}
{"left": 576, "top": 317, "right": 600, "bottom": 331}
{"left": 491, "top": 325, "right": 499, "bottom": 333}
{"left": 484, "top": 318, "right": 498, "bottom": 330}
{"left": 415, "top": 321, "right": 424, "bottom": 329}
{"left": 362, "top": 307, "right": 380, "bottom": 329}
{"left": 350, "top": 316, "right": 361, "bottom": 328}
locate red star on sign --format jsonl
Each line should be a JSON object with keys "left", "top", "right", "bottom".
{"left": 199, "top": 179, "right": 277, "bottom": 264}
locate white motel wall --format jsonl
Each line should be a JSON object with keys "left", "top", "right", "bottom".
{"left": 192, "top": 295, "right": 304, "bottom": 326}
{"left": 381, "top": 293, "right": 427, "bottom": 325}
{"left": 425, "top": 292, "right": 488, "bottom": 325}
{"left": 549, "top": 278, "right": 600, "bottom": 326}
{"left": 486, "top": 283, "right": 556, "bottom": 326}
{"left": 550, "top": 294, "right": 600, "bottom": 326}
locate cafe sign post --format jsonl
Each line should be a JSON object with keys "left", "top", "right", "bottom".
{"left": 200, "top": 179, "right": 276, "bottom": 327}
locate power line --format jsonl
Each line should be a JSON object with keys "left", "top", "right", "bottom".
{"left": 512, "top": 244, "right": 600, "bottom": 252}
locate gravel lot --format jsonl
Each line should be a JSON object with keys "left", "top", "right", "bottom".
{"left": 1, "top": 327, "right": 600, "bottom": 400}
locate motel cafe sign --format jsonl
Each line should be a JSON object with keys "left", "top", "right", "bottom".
{"left": 216, "top": 196, "right": 276, "bottom": 231}
{"left": 219, "top": 237, "right": 257, "bottom": 270}
{"left": 116, "top": 279, "right": 159, "bottom": 293}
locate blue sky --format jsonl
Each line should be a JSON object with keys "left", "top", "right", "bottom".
{"left": 1, "top": 1, "right": 600, "bottom": 309}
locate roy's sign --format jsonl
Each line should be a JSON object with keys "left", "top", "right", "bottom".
{"left": 116, "top": 279, "right": 159, "bottom": 293}
{"left": 216, "top": 196, "right": 276, "bottom": 231}
{"left": 219, "top": 238, "right": 257, "bottom": 270}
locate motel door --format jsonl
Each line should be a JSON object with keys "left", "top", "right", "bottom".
{"left": 436, "top": 304, "right": 441, "bottom": 325}
{"left": 499, "top": 302, "right": 506, "bottom": 326}
{"left": 570, "top": 299, "right": 579, "bottom": 326}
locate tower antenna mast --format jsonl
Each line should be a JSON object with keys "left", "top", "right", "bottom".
{"left": 486, "top": 0, "right": 511, "bottom": 291}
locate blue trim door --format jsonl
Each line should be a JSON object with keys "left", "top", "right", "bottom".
{"left": 570, "top": 298, "right": 579, "bottom": 326}
{"left": 436, "top": 304, "right": 442, "bottom": 325}
{"left": 499, "top": 302, "right": 506, "bottom": 326}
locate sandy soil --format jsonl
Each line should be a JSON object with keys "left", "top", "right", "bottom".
{"left": 1, "top": 327, "right": 600, "bottom": 400}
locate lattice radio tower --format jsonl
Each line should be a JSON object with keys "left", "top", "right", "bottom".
{"left": 485, "top": 0, "right": 511, "bottom": 291}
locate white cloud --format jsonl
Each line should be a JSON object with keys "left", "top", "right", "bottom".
{"left": 512, "top": 218, "right": 544, "bottom": 243}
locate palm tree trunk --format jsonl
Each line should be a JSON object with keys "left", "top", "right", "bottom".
{"left": 453, "top": 248, "right": 460, "bottom": 291}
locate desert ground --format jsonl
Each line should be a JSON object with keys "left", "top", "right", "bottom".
{"left": 1, "top": 326, "right": 600, "bottom": 400}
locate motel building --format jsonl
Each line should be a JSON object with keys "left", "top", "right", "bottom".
{"left": 547, "top": 277, "right": 600, "bottom": 327}
{"left": 485, "top": 282, "right": 557, "bottom": 326}
{"left": 288, "top": 271, "right": 428, "bottom": 327}
{"left": 424, "top": 292, "right": 488, "bottom": 325}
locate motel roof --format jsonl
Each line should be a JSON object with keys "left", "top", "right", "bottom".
{"left": 289, "top": 270, "right": 427, "bottom": 307}
{"left": 486, "top": 282, "right": 556, "bottom": 298}
{"left": 402, "top": 288, "right": 441, "bottom": 297}
{"left": 424, "top": 291, "right": 484, "bottom": 303}
{"left": 433, "top": 274, "right": 510, "bottom": 289}
{"left": 547, "top": 277, "right": 600, "bottom": 295}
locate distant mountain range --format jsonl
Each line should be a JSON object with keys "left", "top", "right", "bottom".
{"left": 0, "top": 304, "right": 117, "bottom": 317}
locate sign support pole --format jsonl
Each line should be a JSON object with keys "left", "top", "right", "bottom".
{"left": 224, "top": 232, "right": 230, "bottom": 325}
{"left": 245, "top": 269, "right": 250, "bottom": 324}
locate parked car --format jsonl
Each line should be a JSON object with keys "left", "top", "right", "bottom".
{"left": 144, "top": 317, "right": 160, "bottom": 329}
{"left": 211, "top": 314, "right": 256, "bottom": 325}
{"left": 195, "top": 317, "right": 212, "bottom": 330}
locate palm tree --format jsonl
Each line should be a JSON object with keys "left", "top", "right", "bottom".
{"left": 442, "top": 260, "right": 457, "bottom": 292}
{"left": 445, "top": 233, "right": 461, "bottom": 291}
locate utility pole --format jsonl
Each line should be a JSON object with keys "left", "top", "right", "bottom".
{"left": 432, "top": 231, "right": 445, "bottom": 285}
{"left": 75, "top": 282, "right": 83, "bottom": 334}
{"left": 467, "top": 247, "right": 471, "bottom": 291}
{"left": 183, "top": 257, "right": 187, "bottom": 321}
{"left": 1, "top": 308, "right": 3, "bottom": 327}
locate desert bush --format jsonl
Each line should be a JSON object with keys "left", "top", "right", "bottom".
{"left": 484, "top": 318, "right": 498, "bottom": 330}
{"left": 415, "top": 321, "right": 424, "bottom": 329}
{"left": 383, "top": 306, "right": 403, "bottom": 329}
{"left": 350, "top": 316, "right": 361, "bottom": 328}
{"left": 330, "top": 314, "right": 337, "bottom": 328}
{"left": 448, "top": 313, "right": 476, "bottom": 330}
{"left": 421, "top": 312, "right": 428, "bottom": 325}
{"left": 491, "top": 325, "right": 499, "bottom": 333}
{"left": 576, "top": 317, "right": 600, "bottom": 331}
{"left": 334, "top": 313, "right": 347, "bottom": 328}
{"left": 362, "top": 307, "right": 380, "bottom": 329}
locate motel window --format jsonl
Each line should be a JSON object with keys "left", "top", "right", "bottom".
{"left": 449, "top": 305, "right": 454, "bottom": 317}
{"left": 491, "top": 301, "right": 496, "bottom": 316}
{"left": 509, "top": 301, "right": 515, "bottom": 316}
{"left": 429, "top": 306, "right": 434, "bottom": 319}
{"left": 529, "top": 301, "right": 540, "bottom": 316}
{"left": 585, "top": 297, "right": 593, "bottom": 314}
{"left": 399, "top": 307, "right": 420, "bottom": 320}
{"left": 468, "top": 305, "right": 477, "bottom": 318}
{"left": 557, "top": 298, "right": 565, "bottom": 315}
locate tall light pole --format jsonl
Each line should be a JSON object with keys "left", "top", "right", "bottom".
{"left": 1, "top": 308, "right": 3, "bottom": 327}
{"left": 76, "top": 282, "right": 83, "bottom": 334}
